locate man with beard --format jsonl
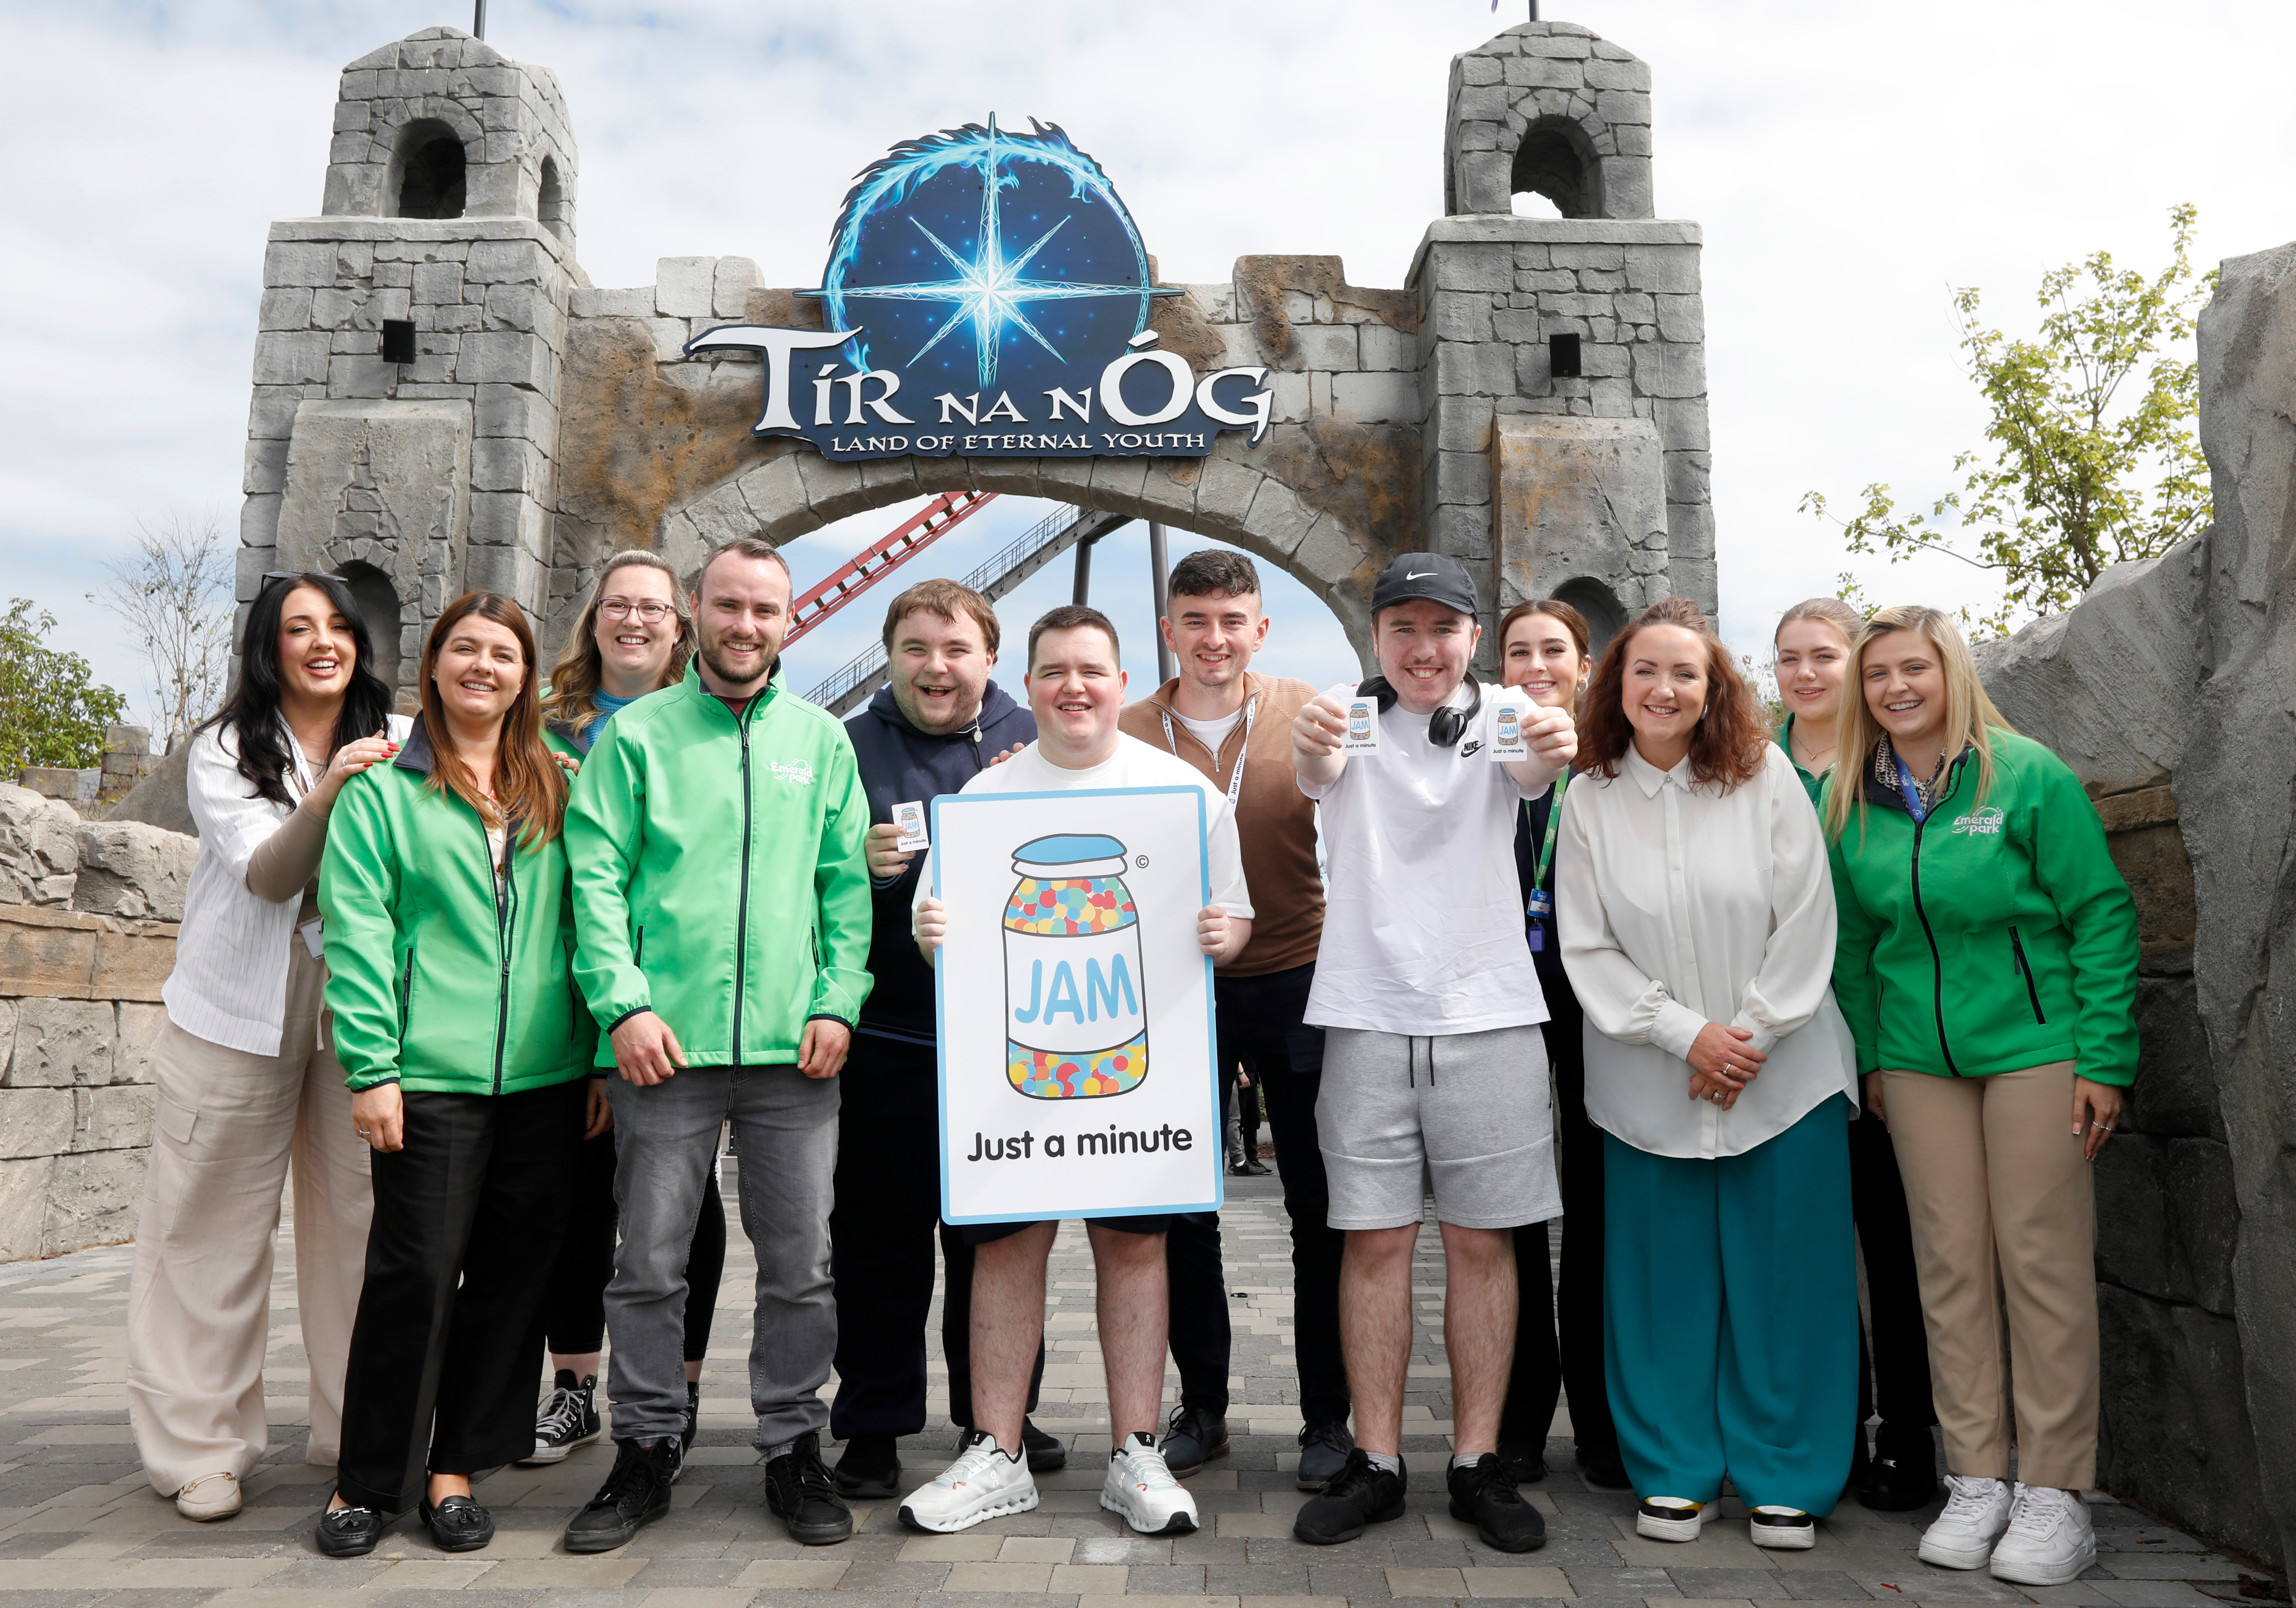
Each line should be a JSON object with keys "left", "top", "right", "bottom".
{"left": 825, "top": 579, "right": 1065, "bottom": 1499}
{"left": 561, "top": 538, "right": 873, "bottom": 1552}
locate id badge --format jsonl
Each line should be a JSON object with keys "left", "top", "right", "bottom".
{"left": 1527, "top": 924, "right": 1546, "bottom": 952}
{"left": 297, "top": 917, "right": 325, "bottom": 959}
{"left": 1525, "top": 889, "right": 1553, "bottom": 919}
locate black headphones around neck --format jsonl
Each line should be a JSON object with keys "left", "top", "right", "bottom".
{"left": 1357, "top": 673, "right": 1483, "bottom": 749}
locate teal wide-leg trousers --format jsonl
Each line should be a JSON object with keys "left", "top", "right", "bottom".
{"left": 1602, "top": 1094, "right": 1858, "bottom": 1515}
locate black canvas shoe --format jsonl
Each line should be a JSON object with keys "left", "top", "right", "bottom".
{"left": 419, "top": 1492, "right": 495, "bottom": 1552}
{"left": 564, "top": 1437, "right": 681, "bottom": 1553}
{"left": 834, "top": 1432, "right": 903, "bottom": 1499}
{"left": 1450, "top": 1454, "right": 1547, "bottom": 1552}
{"left": 1293, "top": 1448, "right": 1407, "bottom": 1545}
{"left": 683, "top": 1381, "right": 701, "bottom": 1458}
{"left": 1497, "top": 1441, "right": 1548, "bottom": 1484}
{"left": 1296, "top": 1419, "right": 1355, "bottom": 1490}
{"left": 520, "top": 1370, "right": 602, "bottom": 1465}
{"left": 1022, "top": 1417, "right": 1067, "bottom": 1474}
{"left": 765, "top": 1431, "right": 855, "bottom": 1545}
{"left": 315, "top": 1500, "right": 387, "bottom": 1558}
{"left": 1160, "top": 1404, "right": 1230, "bottom": 1478}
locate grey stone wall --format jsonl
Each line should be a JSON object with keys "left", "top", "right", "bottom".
{"left": 0, "top": 791, "right": 193, "bottom": 1262}
{"left": 1969, "top": 235, "right": 2296, "bottom": 1572}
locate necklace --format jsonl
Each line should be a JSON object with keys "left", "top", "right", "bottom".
{"left": 1792, "top": 728, "right": 1836, "bottom": 769}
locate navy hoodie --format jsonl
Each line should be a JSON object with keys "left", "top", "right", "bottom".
{"left": 844, "top": 680, "right": 1037, "bottom": 1044}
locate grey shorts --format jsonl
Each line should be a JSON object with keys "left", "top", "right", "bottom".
{"left": 1317, "top": 1024, "right": 1561, "bottom": 1231}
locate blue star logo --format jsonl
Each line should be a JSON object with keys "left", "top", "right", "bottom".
{"left": 805, "top": 117, "right": 1178, "bottom": 396}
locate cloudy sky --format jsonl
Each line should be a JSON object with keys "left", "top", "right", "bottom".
{"left": 2, "top": 0, "right": 2289, "bottom": 724}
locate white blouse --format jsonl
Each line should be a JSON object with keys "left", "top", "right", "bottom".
{"left": 163, "top": 714, "right": 411, "bottom": 1058}
{"left": 1556, "top": 742, "right": 1857, "bottom": 1160}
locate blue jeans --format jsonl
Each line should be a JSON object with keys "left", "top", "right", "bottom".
{"left": 606, "top": 1064, "right": 839, "bottom": 1459}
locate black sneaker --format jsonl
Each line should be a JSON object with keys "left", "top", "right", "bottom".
{"left": 1160, "top": 1404, "right": 1230, "bottom": 1478}
{"left": 1576, "top": 1440, "right": 1631, "bottom": 1489}
{"left": 1857, "top": 1427, "right": 1938, "bottom": 1512}
{"left": 1449, "top": 1453, "right": 1547, "bottom": 1552}
{"left": 683, "top": 1381, "right": 701, "bottom": 1458}
{"left": 520, "top": 1370, "right": 602, "bottom": 1465}
{"left": 1022, "top": 1417, "right": 1067, "bottom": 1474}
{"left": 1292, "top": 1448, "right": 1406, "bottom": 1544}
{"left": 419, "top": 1492, "right": 495, "bottom": 1552}
{"left": 1296, "top": 1419, "right": 1355, "bottom": 1490}
{"left": 1497, "top": 1441, "right": 1548, "bottom": 1484}
{"left": 834, "top": 1432, "right": 903, "bottom": 1499}
{"left": 564, "top": 1436, "right": 681, "bottom": 1553}
{"left": 765, "top": 1431, "right": 854, "bottom": 1545}
{"left": 316, "top": 1499, "right": 387, "bottom": 1558}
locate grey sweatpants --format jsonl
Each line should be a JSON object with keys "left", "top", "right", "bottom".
{"left": 605, "top": 1064, "right": 840, "bottom": 1458}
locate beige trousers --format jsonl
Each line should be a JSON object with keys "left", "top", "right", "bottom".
{"left": 1881, "top": 1062, "right": 2099, "bottom": 1490}
{"left": 126, "top": 935, "right": 373, "bottom": 1494}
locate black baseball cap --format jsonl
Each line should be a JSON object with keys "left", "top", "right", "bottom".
{"left": 1369, "top": 552, "right": 1480, "bottom": 619}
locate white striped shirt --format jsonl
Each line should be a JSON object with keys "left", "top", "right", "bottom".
{"left": 162, "top": 714, "right": 411, "bottom": 1057}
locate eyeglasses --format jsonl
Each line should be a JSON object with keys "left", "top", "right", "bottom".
{"left": 599, "top": 598, "right": 675, "bottom": 623}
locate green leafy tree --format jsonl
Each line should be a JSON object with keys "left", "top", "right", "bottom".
{"left": 0, "top": 599, "right": 129, "bottom": 774}
{"left": 1802, "top": 204, "right": 2214, "bottom": 636}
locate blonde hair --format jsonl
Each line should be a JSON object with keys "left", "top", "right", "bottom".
{"left": 543, "top": 551, "right": 695, "bottom": 738}
{"left": 1823, "top": 603, "right": 2016, "bottom": 842}
{"left": 1775, "top": 596, "right": 1862, "bottom": 648}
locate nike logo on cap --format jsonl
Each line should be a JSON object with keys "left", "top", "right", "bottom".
{"left": 1405, "top": 570, "right": 1435, "bottom": 580}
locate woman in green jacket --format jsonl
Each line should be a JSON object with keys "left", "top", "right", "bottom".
{"left": 315, "top": 592, "right": 599, "bottom": 1558}
{"left": 1822, "top": 604, "right": 2137, "bottom": 1590}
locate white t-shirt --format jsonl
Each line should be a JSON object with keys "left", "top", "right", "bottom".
{"left": 1174, "top": 706, "right": 1245, "bottom": 754}
{"left": 1299, "top": 681, "right": 1548, "bottom": 1036}
{"left": 913, "top": 733, "right": 1254, "bottom": 920}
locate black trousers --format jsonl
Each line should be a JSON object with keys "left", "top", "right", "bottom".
{"left": 1850, "top": 1106, "right": 1938, "bottom": 1457}
{"left": 1238, "top": 1074, "right": 1263, "bottom": 1157}
{"left": 1166, "top": 964, "right": 1348, "bottom": 1427}
{"left": 828, "top": 1033, "right": 1044, "bottom": 1438}
{"left": 538, "top": 1123, "right": 727, "bottom": 1364}
{"left": 1501, "top": 1006, "right": 1619, "bottom": 1459}
{"left": 336, "top": 1078, "right": 585, "bottom": 1512}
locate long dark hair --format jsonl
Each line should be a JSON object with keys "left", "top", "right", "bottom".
{"left": 1577, "top": 597, "right": 1769, "bottom": 792}
{"left": 202, "top": 573, "right": 395, "bottom": 808}
{"left": 418, "top": 592, "right": 567, "bottom": 848}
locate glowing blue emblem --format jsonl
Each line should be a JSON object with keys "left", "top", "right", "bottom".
{"left": 686, "top": 118, "right": 1273, "bottom": 464}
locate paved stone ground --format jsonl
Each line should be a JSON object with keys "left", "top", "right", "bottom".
{"left": 0, "top": 1168, "right": 2273, "bottom": 1606}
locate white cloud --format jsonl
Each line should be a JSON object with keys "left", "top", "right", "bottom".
{"left": 2, "top": 0, "right": 2287, "bottom": 716}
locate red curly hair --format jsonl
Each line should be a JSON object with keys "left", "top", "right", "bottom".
{"left": 1576, "top": 597, "right": 1768, "bottom": 791}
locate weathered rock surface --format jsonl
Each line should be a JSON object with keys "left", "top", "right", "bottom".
{"left": 0, "top": 785, "right": 82, "bottom": 908}
{"left": 105, "top": 741, "right": 195, "bottom": 839}
{"left": 71, "top": 823, "right": 196, "bottom": 922}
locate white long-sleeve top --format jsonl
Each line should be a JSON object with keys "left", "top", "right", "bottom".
{"left": 1556, "top": 741, "right": 1857, "bottom": 1159}
{"left": 162, "top": 714, "right": 411, "bottom": 1057}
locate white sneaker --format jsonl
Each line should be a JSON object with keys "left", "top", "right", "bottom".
{"left": 1989, "top": 1484, "right": 2098, "bottom": 1586}
{"left": 176, "top": 1471, "right": 242, "bottom": 1521}
{"left": 1635, "top": 1497, "right": 1713, "bottom": 1542}
{"left": 1099, "top": 1433, "right": 1199, "bottom": 1536}
{"left": 1750, "top": 1505, "right": 1815, "bottom": 1549}
{"left": 897, "top": 1431, "right": 1039, "bottom": 1533}
{"left": 1918, "top": 1473, "right": 2013, "bottom": 1569}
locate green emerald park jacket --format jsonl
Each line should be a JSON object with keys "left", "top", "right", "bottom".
{"left": 320, "top": 718, "right": 596, "bottom": 1095}
{"left": 563, "top": 662, "right": 872, "bottom": 1068}
{"left": 1821, "top": 729, "right": 2140, "bottom": 1086}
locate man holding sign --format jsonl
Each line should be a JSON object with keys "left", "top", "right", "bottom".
{"left": 906, "top": 605, "right": 1253, "bottom": 1536}
{"left": 1288, "top": 552, "right": 1574, "bottom": 1553}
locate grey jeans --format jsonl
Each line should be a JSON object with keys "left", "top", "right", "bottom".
{"left": 606, "top": 1064, "right": 840, "bottom": 1458}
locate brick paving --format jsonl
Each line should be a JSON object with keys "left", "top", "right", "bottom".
{"left": 0, "top": 1168, "right": 2268, "bottom": 1606}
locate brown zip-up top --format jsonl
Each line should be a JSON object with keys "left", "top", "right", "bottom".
{"left": 1119, "top": 671, "right": 1324, "bottom": 978}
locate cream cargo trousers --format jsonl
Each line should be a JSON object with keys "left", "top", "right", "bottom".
{"left": 127, "top": 934, "right": 372, "bottom": 1494}
{"left": 1881, "top": 1060, "right": 2100, "bottom": 1491}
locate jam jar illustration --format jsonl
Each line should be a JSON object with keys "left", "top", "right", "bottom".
{"left": 1003, "top": 834, "right": 1147, "bottom": 1099}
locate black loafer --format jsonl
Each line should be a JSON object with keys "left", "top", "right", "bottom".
{"left": 833, "top": 1432, "right": 903, "bottom": 1499}
{"left": 419, "top": 1493, "right": 495, "bottom": 1552}
{"left": 1022, "top": 1417, "right": 1067, "bottom": 1474}
{"left": 1450, "top": 1453, "right": 1547, "bottom": 1552}
{"left": 316, "top": 1501, "right": 386, "bottom": 1558}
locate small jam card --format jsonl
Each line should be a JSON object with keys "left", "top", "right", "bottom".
{"left": 1489, "top": 701, "right": 1527, "bottom": 760}
{"left": 893, "top": 800, "right": 930, "bottom": 852}
{"left": 1340, "top": 696, "right": 1381, "bottom": 755}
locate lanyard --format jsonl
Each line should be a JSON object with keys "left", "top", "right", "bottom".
{"left": 1159, "top": 695, "right": 1256, "bottom": 810}
{"left": 1531, "top": 768, "right": 1568, "bottom": 893}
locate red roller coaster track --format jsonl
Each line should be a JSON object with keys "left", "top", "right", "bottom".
{"left": 780, "top": 489, "right": 1000, "bottom": 648}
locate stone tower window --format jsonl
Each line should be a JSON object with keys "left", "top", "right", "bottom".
{"left": 1511, "top": 118, "right": 1599, "bottom": 220}
{"left": 338, "top": 560, "right": 404, "bottom": 690}
{"left": 1551, "top": 577, "right": 1626, "bottom": 657}
{"left": 538, "top": 155, "right": 570, "bottom": 244}
{"left": 392, "top": 121, "right": 467, "bottom": 219}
